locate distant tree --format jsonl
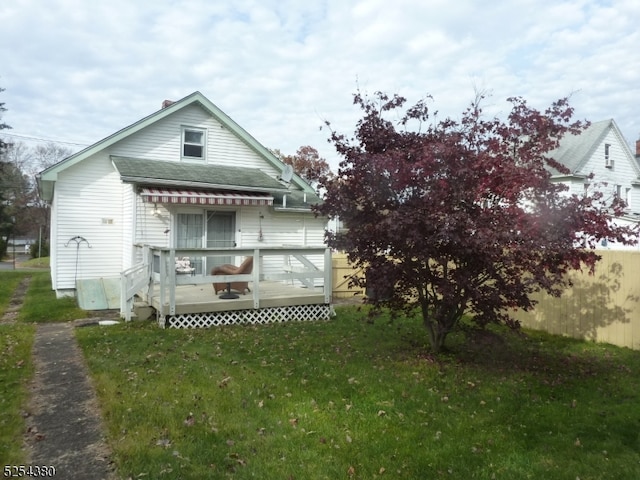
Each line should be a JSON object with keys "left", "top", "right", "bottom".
{"left": 3, "top": 141, "right": 33, "bottom": 177}
{"left": 272, "top": 146, "right": 332, "bottom": 185}
{"left": 0, "top": 86, "right": 13, "bottom": 256}
{"left": 33, "top": 142, "right": 72, "bottom": 170}
{"left": 0, "top": 85, "right": 10, "bottom": 155}
{"left": 1, "top": 141, "right": 60, "bottom": 250}
{"left": 317, "top": 91, "right": 638, "bottom": 353}
{"left": 0, "top": 149, "right": 34, "bottom": 238}
{"left": 0, "top": 89, "right": 62, "bottom": 257}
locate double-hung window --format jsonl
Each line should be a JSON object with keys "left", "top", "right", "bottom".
{"left": 182, "top": 127, "right": 206, "bottom": 161}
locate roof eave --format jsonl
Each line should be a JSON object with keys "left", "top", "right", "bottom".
{"left": 551, "top": 173, "right": 589, "bottom": 181}
{"left": 122, "top": 177, "right": 291, "bottom": 193}
{"left": 273, "top": 206, "right": 323, "bottom": 214}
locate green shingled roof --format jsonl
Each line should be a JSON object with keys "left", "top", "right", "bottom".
{"left": 111, "top": 156, "right": 322, "bottom": 210}
{"left": 111, "top": 156, "right": 288, "bottom": 192}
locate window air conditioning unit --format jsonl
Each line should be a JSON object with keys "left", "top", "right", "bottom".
{"left": 605, "top": 157, "right": 614, "bottom": 168}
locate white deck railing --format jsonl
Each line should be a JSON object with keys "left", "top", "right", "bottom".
{"left": 120, "top": 245, "right": 153, "bottom": 321}
{"left": 120, "top": 245, "right": 332, "bottom": 320}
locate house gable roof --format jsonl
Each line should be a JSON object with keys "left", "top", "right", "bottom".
{"left": 38, "top": 91, "right": 316, "bottom": 200}
{"left": 112, "top": 156, "right": 289, "bottom": 192}
{"left": 548, "top": 119, "right": 640, "bottom": 178}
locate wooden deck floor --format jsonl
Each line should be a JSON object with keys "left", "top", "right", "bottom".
{"left": 149, "top": 280, "right": 328, "bottom": 315}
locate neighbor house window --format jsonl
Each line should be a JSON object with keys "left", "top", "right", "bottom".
{"left": 625, "top": 187, "right": 631, "bottom": 208}
{"left": 605, "top": 143, "right": 613, "bottom": 168}
{"left": 182, "top": 127, "right": 206, "bottom": 160}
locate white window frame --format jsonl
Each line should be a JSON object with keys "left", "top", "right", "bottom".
{"left": 604, "top": 143, "right": 613, "bottom": 168}
{"left": 181, "top": 126, "right": 206, "bottom": 161}
{"left": 625, "top": 187, "right": 631, "bottom": 208}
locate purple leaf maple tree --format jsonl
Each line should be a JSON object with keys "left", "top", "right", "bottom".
{"left": 316, "top": 91, "right": 638, "bottom": 352}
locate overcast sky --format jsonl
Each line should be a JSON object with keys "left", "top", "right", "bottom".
{"left": 1, "top": 0, "right": 639, "bottom": 170}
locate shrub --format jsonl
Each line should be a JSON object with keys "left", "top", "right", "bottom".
{"left": 29, "top": 240, "right": 49, "bottom": 259}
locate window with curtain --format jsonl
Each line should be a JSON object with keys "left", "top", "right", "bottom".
{"left": 176, "top": 213, "right": 203, "bottom": 248}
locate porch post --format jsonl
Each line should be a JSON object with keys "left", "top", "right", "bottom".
{"left": 145, "top": 245, "right": 153, "bottom": 304}
{"left": 120, "top": 272, "right": 130, "bottom": 321}
{"left": 169, "top": 248, "right": 176, "bottom": 316}
{"left": 252, "top": 248, "right": 260, "bottom": 309}
{"left": 324, "top": 248, "right": 332, "bottom": 304}
{"left": 159, "top": 249, "right": 166, "bottom": 318}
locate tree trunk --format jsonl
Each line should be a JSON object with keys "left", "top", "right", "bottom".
{"left": 423, "top": 315, "right": 448, "bottom": 353}
{"left": 427, "top": 326, "right": 448, "bottom": 353}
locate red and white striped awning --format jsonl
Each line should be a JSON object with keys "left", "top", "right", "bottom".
{"left": 140, "top": 187, "right": 273, "bottom": 206}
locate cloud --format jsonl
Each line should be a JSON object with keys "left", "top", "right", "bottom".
{"left": 1, "top": 0, "right": 639, "bottom": 169}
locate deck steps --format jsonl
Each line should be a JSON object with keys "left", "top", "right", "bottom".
{"left": 133, "top": 301, "right": 153, "bottom": 321}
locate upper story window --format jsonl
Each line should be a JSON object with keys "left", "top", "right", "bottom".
{"left": 182, "top": 127, "right": 206, "bottom": 161}
{"left": 604, "top": 143, "right": 613, "bottom": 168}
{"left": 625, "top": 187, "right": 631, "bottom": 208}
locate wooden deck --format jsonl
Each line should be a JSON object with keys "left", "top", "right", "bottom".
{"left": 121, "top": 245, "right": 333, "bottom": 326}
{"left": 149, "top": 280, "right": 327, "bottom": 316}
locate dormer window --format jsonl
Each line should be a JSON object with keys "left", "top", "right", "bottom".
{"left": 182, "top": 127, "right": 206, "bottom": 161}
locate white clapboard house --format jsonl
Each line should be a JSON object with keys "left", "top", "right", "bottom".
{"left": 549, "top": 119, "right": 640, "bottom": 249}
{"left": 38, "top": 92, "right": 332, "bottom": 327}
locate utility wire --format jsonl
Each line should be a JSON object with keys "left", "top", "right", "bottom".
{"left": 0, "top": 132, "right": 89, "bottom": 148}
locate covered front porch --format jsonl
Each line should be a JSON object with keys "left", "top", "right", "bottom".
{"left": 121, "top": 245, "right": 333, "bottom": 328}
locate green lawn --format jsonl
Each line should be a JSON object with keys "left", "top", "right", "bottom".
{"left": 0, "top": 271, "right": 30, "bottom": 313}
{"left": 0, "top": 323, "right": 35, "bottom": 464}
{"left": 0, "top": 268, "right": 84, "bottom": 324}
{"left": 2, "top": 268, "right": 640, "bottom": 478}
{"left": 77, "top": 310, "right": 640, "bottom": 479}
{"left": 17, "top": 271, "right": 87, "bottom": 323}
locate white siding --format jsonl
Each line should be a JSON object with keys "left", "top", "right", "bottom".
{"left": 53, "top": 154, "right": 125, "bottom": 290}
{"left": 580, "top": 130, "right": 640, "bottom": 213}
{"left": 555, "top": 128, "right": 640, "bottom": 217}
{"left": 49, "top": 189, "right": 59, "bottom": 290}
{"left": 238, "top": 210, "right": 327, "bottom": 284}
{"left": 108, "top": 105, "right": 280, "bottom": 176}
{"left": 121, "top": 184, "right": 135, "bottom": 269}
{"left": 134, "top": 197, "right": 171, "bottom": 247}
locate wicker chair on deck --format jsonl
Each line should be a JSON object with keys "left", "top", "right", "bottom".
{"left": 175, "top": 257, "right": 196, "bottom": 275}
{"left": 211, "top": 256, "right": 253, "bottom": 295}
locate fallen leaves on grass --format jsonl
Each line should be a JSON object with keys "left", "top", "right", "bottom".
{"left": 183, "top": 413, "right": 195, "bottom": 426}
{"left": 155, "top": 438, "right": 171, "bottom": 448}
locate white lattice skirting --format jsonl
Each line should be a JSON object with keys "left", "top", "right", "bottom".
{"left": 160, "top": 304, "right": 333, "bottom": 328}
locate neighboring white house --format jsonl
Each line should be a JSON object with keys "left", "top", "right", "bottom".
{"left": 548, "top": 119, "right": 640, "bottom": 250}
{"left": 38, "top": 91, "right": 327, "bottom": 298}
